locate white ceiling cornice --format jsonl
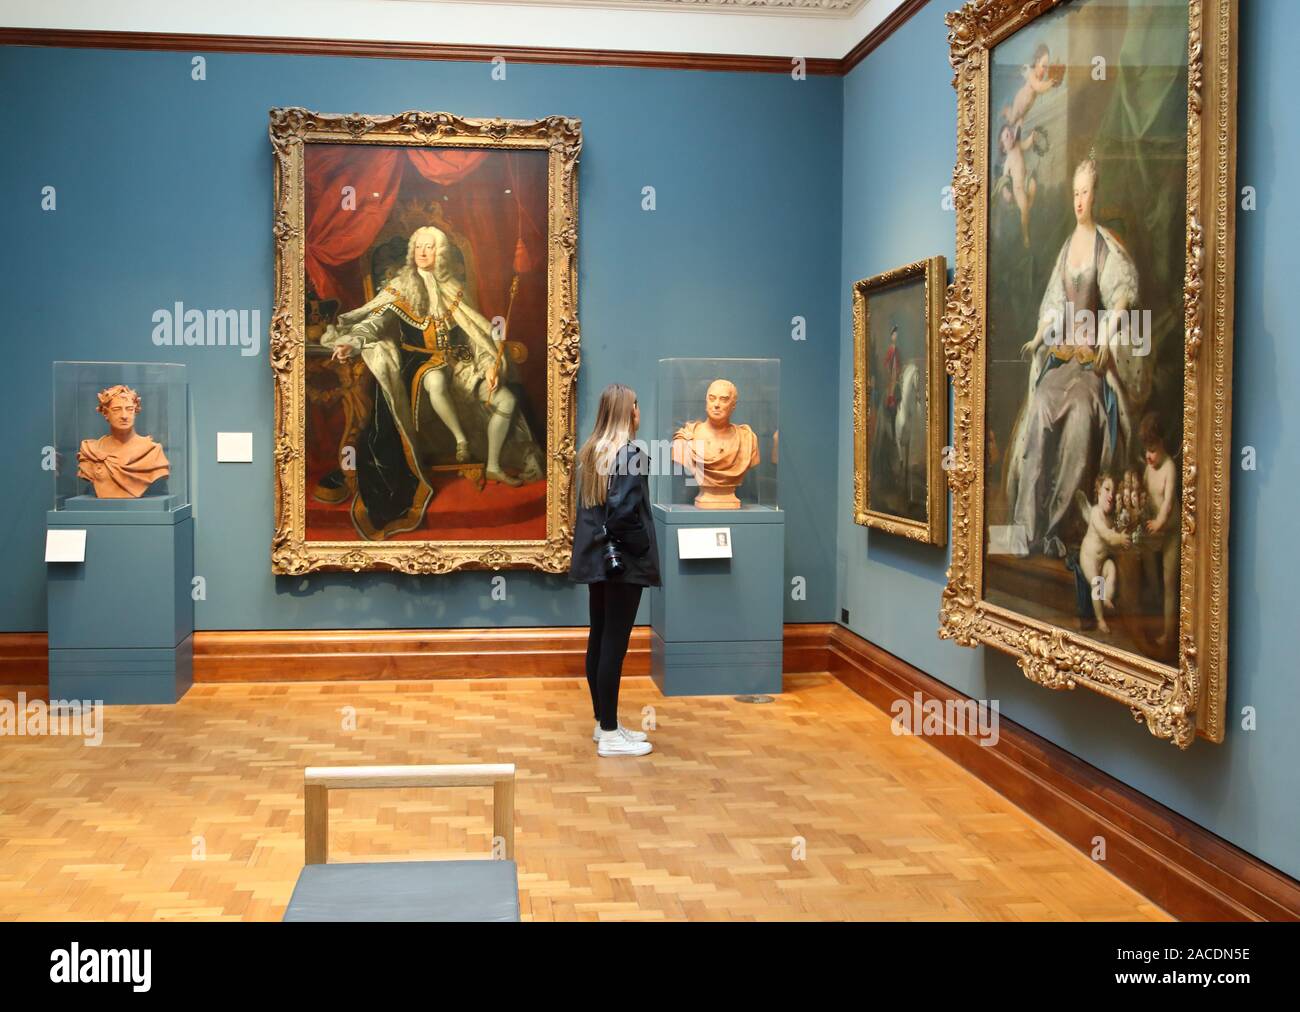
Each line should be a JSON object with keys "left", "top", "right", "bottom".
{"left": 0, "top": 0, "right": 910, "bottom": 60}
{"left": 390, "top": 0, "right": 869, "bottom": 17}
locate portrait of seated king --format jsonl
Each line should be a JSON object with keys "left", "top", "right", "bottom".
{"left": 77, "top": 384, "right": 170, "bottom": 498}
{"left": 671, "top": 378, "right": 760, "bottom": 509}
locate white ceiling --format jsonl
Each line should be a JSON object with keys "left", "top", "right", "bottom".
{"left": 389, "top": 0, "right": 867, "bottom": 14}
{"left": 396, "top": 0, "right": 870, "bottom": 14}
{"left": 0, "top": 0, "right": 910, "bottom": 60}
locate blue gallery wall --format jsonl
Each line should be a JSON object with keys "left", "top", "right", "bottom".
{"left": 836, "top": 0, "right": 1300, "bottom": 879}
{"left": 0, "top": 47, "right": 843, "bottom": 631}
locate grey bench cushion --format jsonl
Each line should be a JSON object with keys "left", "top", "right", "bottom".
{"left": 283, "top": 860, "right": 520, "bottom": 922}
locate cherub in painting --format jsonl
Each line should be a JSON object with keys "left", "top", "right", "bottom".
{"left": 995, "top": 123, "right": 1048, "bottom": 248}
{"left": 1140, "top": 413, "right": 1180, "bottom": 647}
{"left": 1074, "top": 473, "right": 1131, "bottom": 634}
{"left": 1001, "top": 43, "right": 1065, "bottom": 128}
{"left": 994, "top": 42, "right": 1062, "bottom": 248}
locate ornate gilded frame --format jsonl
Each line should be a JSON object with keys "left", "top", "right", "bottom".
{"left": 939, "top": 0, "right": 1237, "bottom": 747}
{"left": 852, "top": 256, "right": 949, "bottom": 546}
{"left": 268, "top": 109, "right": 582, "bottom": 574}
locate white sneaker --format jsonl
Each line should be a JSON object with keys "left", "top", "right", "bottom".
{"left": 592, "top": 722, "right": 648, "bottom": 742}
{"left": 597, "top": 729, "right": 653, "bottom": 757}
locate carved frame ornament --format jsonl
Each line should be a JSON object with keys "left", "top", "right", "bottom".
{"left": 852, "top": 256, "right": 949, "bottom": 546}
{"left": 939, "top": 0, "right": 1237, "bottom": 747}
{"left": 269, "top": 108, "right": 582, "bottom": 575}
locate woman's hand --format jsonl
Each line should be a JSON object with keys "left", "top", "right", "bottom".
{"left": 1019, "top": 337, "right": 1040, "bottom": 361}
{"left": 330, "top": 341, "right": 353, "bottom": 363}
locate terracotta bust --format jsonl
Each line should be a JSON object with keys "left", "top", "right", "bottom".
{"left": 671, "top": 379, "right": 760, "bottom": 509}
{"left": 77, "top": 385, "right": 170, "bottom": 498}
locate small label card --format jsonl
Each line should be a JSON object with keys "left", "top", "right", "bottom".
{"left": 217, "top": 432, "right": 254, "bottom": 463}
{"left": 45, "top": 528, "right": 87, "bottom": 563}
{"left": 677, "top": 527, "right": 733, "bottom": 560}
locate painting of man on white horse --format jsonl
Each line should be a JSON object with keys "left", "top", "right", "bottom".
{"left": 869, "top": 321, "right": 928, "bottom": 523}
{"left": 853, "top": 257, "right": 947, "bottom": 546}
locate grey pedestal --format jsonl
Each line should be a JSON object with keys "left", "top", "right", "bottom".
{"left": 47, "top": 498, "right": 194, "bottom": 704}
{"left": 648, "top": 504, "right": 785, "bottom": 696}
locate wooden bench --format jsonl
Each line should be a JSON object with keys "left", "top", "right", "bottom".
{"left": 283, "top": 763, "right": 520, "bottom": 922}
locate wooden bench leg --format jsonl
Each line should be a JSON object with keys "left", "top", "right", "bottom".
{"left": 493, "top": 778, "right": 515, "bottom": 861}
{"left": 305, "top": 783, "right": 329, "bottom": 865}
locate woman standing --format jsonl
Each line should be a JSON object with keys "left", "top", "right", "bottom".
{"left": 569, "top": 384, "right": 661, "bottom": 757}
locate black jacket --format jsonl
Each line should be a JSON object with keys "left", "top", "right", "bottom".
{"left": 569, "top": 443, "right": 662, "bottom": 587}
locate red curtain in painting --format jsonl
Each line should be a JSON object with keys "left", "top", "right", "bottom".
{"left": 303, "top": 145, "right": 546, "bottom": 316}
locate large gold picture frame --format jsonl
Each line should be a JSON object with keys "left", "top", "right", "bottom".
{"left": 269, "top": 109, "right": 582, "bottom": 575}
{"left": 852, "top": 256, "right": 949, "bottom": 546}
{"left": 939, "top": 0, "right": 1237, "bottom": 747}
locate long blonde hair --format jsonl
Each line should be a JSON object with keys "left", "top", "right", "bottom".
{"left": 577, "top": 384, "right": 638, "bottom": 508}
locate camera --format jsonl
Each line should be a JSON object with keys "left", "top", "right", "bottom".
{"left": 598, "top": 526, "right": 625, "bottom": 576}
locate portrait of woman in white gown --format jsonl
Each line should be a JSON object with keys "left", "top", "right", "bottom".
{"left": 977, "top": 0, "right": 1192, "bottom": 665}
{"left": 1005, "top": 155, "right": 1145, "bottom": 558}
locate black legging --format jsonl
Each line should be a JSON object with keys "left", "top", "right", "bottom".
{"left": 585, "top": 581, "right": 644, "bottom": 732}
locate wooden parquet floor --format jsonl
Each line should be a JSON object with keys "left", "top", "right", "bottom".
{"left": 0, "top": 674, "right": 1167, "bottom": 921}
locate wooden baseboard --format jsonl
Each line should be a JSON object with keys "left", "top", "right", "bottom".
{"left": 826, "top": 624, "right": 1300, "bottom": 922}
{"left": 0, "top": 632, "right": 46, "bottom": 685}
{"left": 4, "top": 620, "right": 1297, "bottom": 920}
{"left": 0, "top": 623, "right": 834, "bottom": 684}
{"left": 198, "top": 626, "right": 632, "bottom": 682}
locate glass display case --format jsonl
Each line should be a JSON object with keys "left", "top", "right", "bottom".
{"left": 653, "top": 357, "right": 778, "bottom": 510}
{"left": 52, "top": 361, "right": 189, "bottom": 510}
